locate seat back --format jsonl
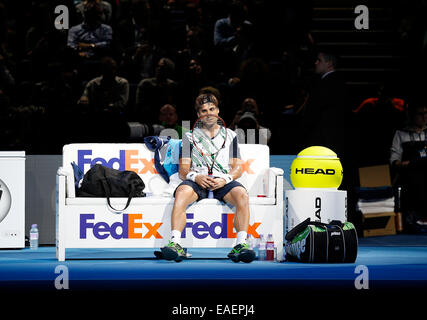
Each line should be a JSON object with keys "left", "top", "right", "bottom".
{"left": 62, "top": 143, "right": 270, "bottom": 196}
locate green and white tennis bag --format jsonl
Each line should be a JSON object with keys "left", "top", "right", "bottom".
{"left": 285, "top": 218, "right": 358, "bottom": 263}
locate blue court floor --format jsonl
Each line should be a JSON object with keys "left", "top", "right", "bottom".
{"left": 1, "top": 234, "right": 427, "bottom": 317}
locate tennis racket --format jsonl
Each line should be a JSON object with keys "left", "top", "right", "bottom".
{"left": 191, "top": 114, "right": 228, "bottom": 198}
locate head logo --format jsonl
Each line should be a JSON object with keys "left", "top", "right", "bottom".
{"left": 0, "top": 179, "right": 12, "bottom": 224}
{"left": 294, "top": 168, "right": 336, "bottom": 175}
{"left": 78, "top": 149, "right": 157, "bottom": 174}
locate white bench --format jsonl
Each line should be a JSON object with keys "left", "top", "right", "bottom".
{"left": 56, "top": 143, "right": 284, "bottom": 261}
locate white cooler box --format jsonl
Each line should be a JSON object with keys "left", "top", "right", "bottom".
{"left": 0, "top": 151, "right": 25, "bottom": 248}
{"left": 285, "top": 188, "right": 347, "bottom": 234}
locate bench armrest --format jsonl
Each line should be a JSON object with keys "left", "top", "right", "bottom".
{"left": 269, "top": 167, "right": 284, "bottom": 176}
{"left": 57, "top": 166, "right": 76, "bottom": 198}
{"left": 264, "top": 167, "right": 284, "bottom": 198}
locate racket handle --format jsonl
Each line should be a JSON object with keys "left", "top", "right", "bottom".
{"left": 208, "top": 173, "right": 214, "bottom": 199}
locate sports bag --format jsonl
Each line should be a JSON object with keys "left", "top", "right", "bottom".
{"left": 285, "top": 218, "right": 358, "bottom": 263}
{"left": 77, "top": 164, "right": 146, "bottom": 212}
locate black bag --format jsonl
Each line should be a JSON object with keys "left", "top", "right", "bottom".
{"left": 77, "top": 164, "right": 145, "bottom": 212}
{"left": 285, "top": 218, "right": 358, "bottom": 263}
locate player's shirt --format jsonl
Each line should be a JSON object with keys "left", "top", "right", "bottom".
{"left": 181, "top": 128, "right": 240, "bottom": 176}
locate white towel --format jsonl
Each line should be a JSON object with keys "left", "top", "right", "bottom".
{"left": 357, "top": 197, "right": 395, "bottom": 208}
{"left": 162, "top": 172, "right": 183, "bottom": 197}
{"left": 359, "top": 207, "right": 395, "bottom": 214}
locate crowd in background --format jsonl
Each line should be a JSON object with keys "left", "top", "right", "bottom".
{"left": 0, "top": 1, "right": 426, "bottom": 223}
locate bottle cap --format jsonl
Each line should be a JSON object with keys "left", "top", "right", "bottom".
{"left": 32, "top": 224, "right": 37, "bottom": 228}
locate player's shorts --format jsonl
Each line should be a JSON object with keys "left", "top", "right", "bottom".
{"left": 174, "top": 180, "right": 246, "bottom": 202}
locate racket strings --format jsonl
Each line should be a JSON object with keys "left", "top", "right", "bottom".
{"left": 192, "top": 116, "right": 228, "bottom": 175}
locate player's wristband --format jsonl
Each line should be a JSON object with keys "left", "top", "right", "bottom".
{"left": 217, "top": 173, "right": 233, "bottom": 184}
{"left": 186, "top": 171, "right": 199, "bottom": 182}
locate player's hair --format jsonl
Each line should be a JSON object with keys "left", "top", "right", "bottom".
{"left": 194, "top": 93, "right": 219, "bottom": 111}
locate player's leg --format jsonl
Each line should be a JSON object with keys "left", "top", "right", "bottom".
{"left": 161, "top": 183, "right": 199, "bottom": 261}
{"left": 171, "top": 184, "right": 199, "bottom": 233}
{"left": 222, "top": 185, "right": 255, "bottom": 263}
{"left": 223, "top": 186, "right": 250, "bottom": 234}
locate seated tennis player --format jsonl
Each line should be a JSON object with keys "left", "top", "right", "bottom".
{"left": 160, "top": 93, "right": 256, "bottom": 263}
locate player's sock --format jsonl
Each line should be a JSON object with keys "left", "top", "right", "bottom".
{"left": 236, "top": 231, "right": 247, "bottom": 245}
{"left": 171, "top": 229, "right": 182, "bottom": 245}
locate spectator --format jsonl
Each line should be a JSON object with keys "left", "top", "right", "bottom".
{"left": 153, "top": 104, "right": 188, "bottom": 139}
{"left": 176, "top": 25, "right": 210, "bottom": 80}
{"left": 75, "top": 0, "right": 113, "bottom": 25}
{"left": 115, "top": 0, "right": 152, "bottom": 52}
{"left": 353, "top": 83, "right": 408, "bottom": 166}
{"left": 119, "top": 42, "right": 157, "bottom": 84}
{"left": 226, "top": 57, "right": 271, "bottom": 124}
{"left": 67, "top": 1, "right": 113, "bottom": 59}
{"left": 298, "top": 52, "right": 349, "bottom": 160}
{"left": 213, "top": 0, "right": 252, "bottom": 50}
{"left": 213, "top": 0, "right": 254, "bottom": 77}
{"left": 135, "top": 57, "right": 178, "bottom": 124}
{"left": 78, "top": 56, "right": 129, "bottom": 114}
{"left": 229, "top": 98, "right": 271, "bottom": 145}
{"left": 78, "top": 56, "right": 129, "bottom": 142}
{"left": 177, "top": 57, "right": 213, "bottom": 122}
{"left": 390, "top": 101, "right": 427, "bottom": 231}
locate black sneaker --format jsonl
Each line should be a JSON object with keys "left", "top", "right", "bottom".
{"left": 227, "top": 243, "right": 256, "bottom": 263}
{"left": 161, "top": 241, "right": 187, "bottom": 262}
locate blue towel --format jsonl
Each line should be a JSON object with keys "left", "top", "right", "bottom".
{"left": 71, "top": 161, "right": 84, "bottom": 191}
{"left": 355, "top": 186, "right": 394, "bottom": 200}
{"left": 144, "top": 136, "right": 181, "bottom": 183}
{"left": 163, "top": 138, "right": 181, "bottom": 177}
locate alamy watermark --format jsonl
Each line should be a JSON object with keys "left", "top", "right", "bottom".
{"left": 354, "top": 5, "right": 369, "bottom": 30}
{"left": 54, "top": 265, "right": 69, "bottom": 290}
{"left": 354, "top": 265, "right": 369, "bottom": 289}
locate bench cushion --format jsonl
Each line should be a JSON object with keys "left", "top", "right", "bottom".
{"left": 65, "top": 196, "right": 276, "bottom": 206}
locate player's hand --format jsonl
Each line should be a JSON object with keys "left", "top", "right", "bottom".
{"left": 195, "top": 175, "right": 216, "bottom": 189}
{"left": 210, "top": 178, "right": 227, "bottom": 191}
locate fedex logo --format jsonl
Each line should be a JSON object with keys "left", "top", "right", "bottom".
{"left": 79, "top": 213, "right": 261, "bottom": 240}
{"left": 77, "top": 149, "right": 157, "bottom": 174}
{"left": 182, "top": 213, "right": 261, "bottom": 239}
{"left": 241, "top": 159, "right": 255, "bottom": 174}
{"left": 80, "top": 214, "right": 162, "bottom": 239}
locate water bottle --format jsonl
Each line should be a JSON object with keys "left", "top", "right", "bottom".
{"left": 395, "top": 186, "right": 403, "bottom": 233}
{"left": 258, "top": 234, "right": 266, "bottom": 261}
{"left": 266, "top": 234, "right": 275, "bottom": 261}
{"left": 30, "top": 224, "right": 39, "bottom": 250}
{"left": 247, "top": 234, "right": 253, "bottom": 250}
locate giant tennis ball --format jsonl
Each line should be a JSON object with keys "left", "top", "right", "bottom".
{"left": 290, "top": 146, "right": 343, "bottom": 189}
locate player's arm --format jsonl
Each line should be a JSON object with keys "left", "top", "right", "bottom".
{"left": 227, "top": 135, "right": 243, "bottom": 180}
{"left": 228, "top": 157, "right": 243, "bottom": 180}
{"left": 180, "top": 133, "right": 215, "bottom": 188}
{"left": 211, "top": 158, "right": 242, "bottom": 190}
{"left": 179, "top": 157, "right": 215, "bottom": 189}
{"left": 211, "top": 135, "right": 242, "bottom": 190}
{"left": 178, "top": 157, "right": 192, "bottom": 181}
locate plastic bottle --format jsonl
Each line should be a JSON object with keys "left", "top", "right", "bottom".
{"left": 266, "top": 234, "right": 275, "bottom": 261}
{"left": 395, "top": 187, "right": 403, "bottom": 233}
{"left": 30, "top": 224, "right": 39, "bottom": 250}
{"left": 252, "top": 235, "right": 259, "bottom": 258}
{"left": 258, "top": 234, "right": 266, "bottom": 261}
{"left": 247, "top": 234, "right": 253, "bottom": 250}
